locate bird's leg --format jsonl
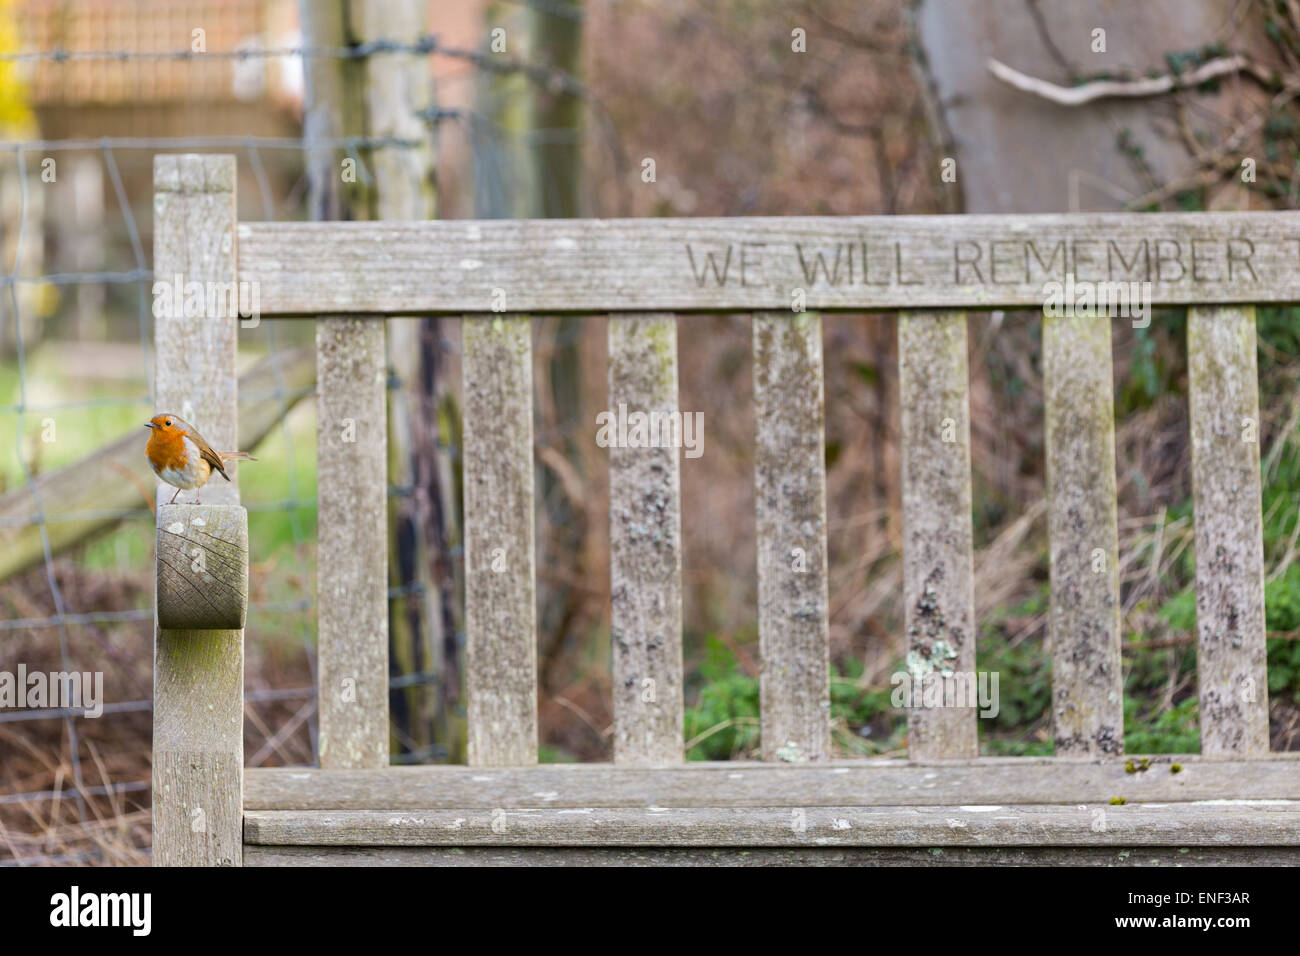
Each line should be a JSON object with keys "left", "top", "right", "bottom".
{"left": 167, "top": 486, "right": 181, "bottom": 505}
{"left": 195, "top": 488, "right": 201, "bottom": 505}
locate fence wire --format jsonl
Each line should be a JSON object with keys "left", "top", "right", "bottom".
{"left": 0, "top": 18, "right": 591, "bottom": 865}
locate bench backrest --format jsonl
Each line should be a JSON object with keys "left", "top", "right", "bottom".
{"left": 152, "top": 153, "right": 1285, "bottom": 862}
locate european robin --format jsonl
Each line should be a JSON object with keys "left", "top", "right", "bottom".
{"left": 145, "top": 413, "right": 257, "bottom": 505}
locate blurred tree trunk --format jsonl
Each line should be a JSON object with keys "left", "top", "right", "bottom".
{"left": 528, "top": 2, "right": 583, "bottom": 220}
{"left": 913, "top": 0, "right": 1268, "bottom": 213}
{"left": 300, "top": 0, "right": 370, "bottom": 762}
{"left": 526, "top": 1, "right": 588, "bottom": 698}
{"left": 356, "top": 0, "right": 464, "bottom": 763}
{"left": 300, "top": 0, "right": 368, "bottom": 221}
{"left": 478, "top": 2, "right": 533, "bottom": 217}
{"left": 476, "top": 2, "right": 591, "bottom": 714}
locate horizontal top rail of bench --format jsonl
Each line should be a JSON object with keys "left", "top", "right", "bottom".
{"left": 237, "top": 211, "right": 1300, "bottom": 316}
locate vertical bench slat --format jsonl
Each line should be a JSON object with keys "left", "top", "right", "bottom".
{"left": 608, "top": 314, "right": 685, "bottom": 763}
{"left": 899, "top": 312, "right": 978, "bottom": 758}
{"left": 463, "top": 315, "right": 539, "bottom": 765}
{"left": 1043, "top": 315, "right": 1124, "bottom": 756}
{"left": 316, "top": 316, "right": 390, "bottom": 768}
{"left": 753, "top": 312, "right": 830, "bottom": 762}
{"left": 152, "top": 154, "right": 243, "bottom": 865}
{"left": 1188, "top": 307, "right": 1271, "bottom": 755}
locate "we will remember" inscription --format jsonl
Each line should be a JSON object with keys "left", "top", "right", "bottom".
{"left": 239, "top": 211, "right": 1300, "bottom": 314}
{"left": 687, "top": 237, "right": 1264, "bottom": 288}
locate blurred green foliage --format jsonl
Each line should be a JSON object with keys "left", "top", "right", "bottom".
{"left": 684, "top": 635, "right": 759, "bottom": 760}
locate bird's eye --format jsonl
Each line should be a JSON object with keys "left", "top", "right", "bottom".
{"left": 164, "top": 419, "right": 172, "bottom": 427}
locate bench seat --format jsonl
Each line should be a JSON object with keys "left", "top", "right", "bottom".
{"left": 242, "top": 758, "right": 1300, "bottom": 865}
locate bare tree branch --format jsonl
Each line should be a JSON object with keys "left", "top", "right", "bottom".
{"left": 987, "top": 54, "right": 1275, "bottom": 107}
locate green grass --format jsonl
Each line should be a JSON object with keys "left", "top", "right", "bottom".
{"left": 0, "top": 369, "right": 151, "bottom": 494}
{"left": 685, "top": 635, "right": 760, "bottom": 760}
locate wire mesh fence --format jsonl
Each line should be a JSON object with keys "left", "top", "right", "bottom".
{"left": 0, "top": 12, "right": 595, "bottom": 866}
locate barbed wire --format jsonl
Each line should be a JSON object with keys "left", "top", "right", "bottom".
{"left": 0, "top": 483, "right": 467, "bottom": 531}
{"left": 1, "top": 584, "right": 463, "bottom": 633}
{"left": 0, "top": 670, "right": 446, "bottom": 726}
{"left": 0, "top": 133, "right": 432, "bottom": 153}
{"left": 3, "top": 39, "right": 444, "bottom": 62}
{"left": 0, "top": 33, "right": 589, "bottom": 97}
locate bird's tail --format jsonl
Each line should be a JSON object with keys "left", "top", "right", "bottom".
{"left": 219, "top": 451, "right": 258, "bottom": 462}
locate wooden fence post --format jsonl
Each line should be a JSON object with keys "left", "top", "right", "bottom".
{"left": 152, "top": 154, "right": 244, "bottom": 866}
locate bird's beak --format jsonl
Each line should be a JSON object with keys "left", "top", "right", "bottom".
{"left": 144, "top": 422, "right": 155, "bottom": 429}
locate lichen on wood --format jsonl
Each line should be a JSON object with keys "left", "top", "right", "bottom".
{"left": 898, "top": 312, "right": 978, "bottom": 758}
{"left": 753, "top": 311, "right": 830, "bottom": 762}
{"left": 316, "top": 315, "right": 390, "bottom": 769}
{"left": 463, "top": 315, "right": 538, "bottom": 766}
{"left": 608, "top": 314, "right": 684, "bottom": 764}
{"left": 1188, "top": 307, "right": 1270, "bottom": 755}
{"left": 1043, "top": 315, "right": 1123, "bottom": 757}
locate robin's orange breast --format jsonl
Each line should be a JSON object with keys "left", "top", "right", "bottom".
{"left": 147, "top": 432, "right": 212, "bottom": 489}
{"left": 146, "top": 429, "right": 186, "bottom": 470}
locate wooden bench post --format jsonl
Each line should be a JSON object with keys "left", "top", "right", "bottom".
{"left": 1043, "top": 315, "right": 1123, "bottom": 756}
{"left": 898, "top": 312, "right": 978, "bottom": 758}
{"left": 753, "top": 312, "right": 831, "bottom": 762}
{"left": 152, "top": 154, "right": 244, "bottom": 866}
{"left": 316, "top": 315, "right": 390, "bottom": 769}
{"left": 300, "top": 0, "right": 391, "bottom": 771}
{"left": 463, "top": 315, "right": 538, "bottom": 765}
{"left": 1188, "top": 307, "right": 1271, "bottom": 755}
{"left": 608, "top": 314, "right": 685, "bottom": 764}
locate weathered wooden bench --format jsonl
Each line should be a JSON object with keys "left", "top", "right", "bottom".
{"left": 152, "top": 154, "right": 1300, "bottom": 866}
